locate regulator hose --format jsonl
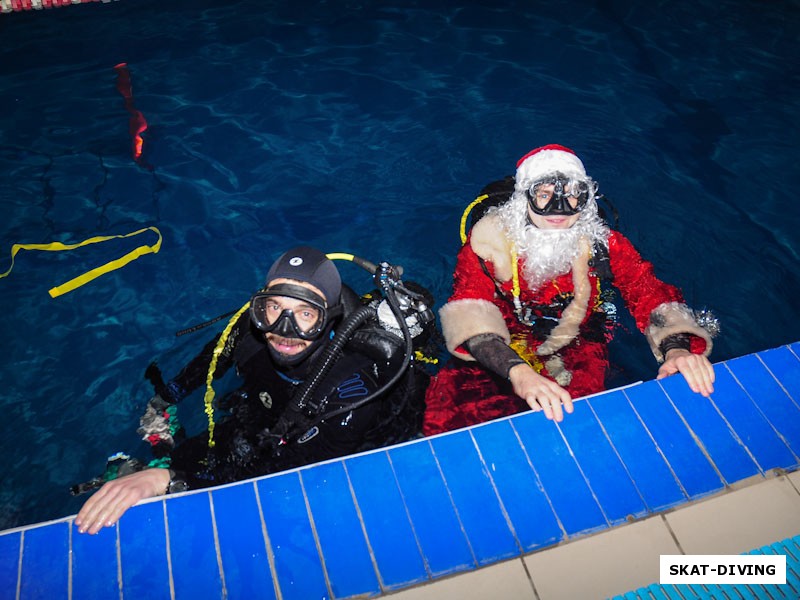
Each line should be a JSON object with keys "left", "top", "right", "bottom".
{"left": 302, "top": 283, "right": 413, "bottom": 425}
{"left": 274, "top": 273, "right": 415, "bottom": 445}
{"left": 291, "top": 304, "right": 376, "bottom": 414}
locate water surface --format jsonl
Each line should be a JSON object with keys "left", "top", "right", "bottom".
{"left": 0, "top": 0, "right": 798, "bottom": 529}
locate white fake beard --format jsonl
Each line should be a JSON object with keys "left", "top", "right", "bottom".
{"left": 493, "top": 194, "right": 610, "bottom": 291}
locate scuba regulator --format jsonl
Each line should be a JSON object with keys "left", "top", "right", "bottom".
{"left": 263, "top": 254, "right": 435, "bottom": 448}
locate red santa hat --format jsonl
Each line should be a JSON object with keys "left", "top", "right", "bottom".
{"left": 515, "top": 144, "right": 587, "bottom": 183}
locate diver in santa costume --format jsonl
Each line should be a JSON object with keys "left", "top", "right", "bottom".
{"left": 423, "top": 144, "right": 718, "bottom": 435}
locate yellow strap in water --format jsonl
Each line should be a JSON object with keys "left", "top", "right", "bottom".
{"left": 0, "top": 226, "right": 162, "bottom": 298}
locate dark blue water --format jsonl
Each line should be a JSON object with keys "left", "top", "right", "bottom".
{"left": 1, "top": 0, "right": 798, "bottom": 530}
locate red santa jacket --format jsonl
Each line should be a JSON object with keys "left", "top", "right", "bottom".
{"left": 439, "top": 214, "right": 712, "bottom": 365}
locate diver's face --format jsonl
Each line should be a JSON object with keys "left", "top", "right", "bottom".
{"left": 527, "top": 202, "right": 581, "bottom": 229}
{"left": 261, "top": 278, "right": 326, "bottom": 357}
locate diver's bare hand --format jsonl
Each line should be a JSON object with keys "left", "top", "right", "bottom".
{"left": 74, "top": 468, "right": 170, "bottom": 535}
{"left": 508, "top": 363, "right": 574, "bottom": 422}
{"left": 657, "top": 349, "right": 715, "bottom": 397}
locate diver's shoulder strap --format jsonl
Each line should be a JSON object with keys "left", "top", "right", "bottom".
{"left": 233, "top": 324, "right": 268, "bottom": 368}
{"left": 348, "top": 326, "right": 405, "bottom": 368}
{"left": 340, "top": 284, "right": 362, "bottom": 317}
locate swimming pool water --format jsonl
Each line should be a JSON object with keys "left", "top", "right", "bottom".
{"left": 0, "top": 0, "right": 798, "bottom": 530}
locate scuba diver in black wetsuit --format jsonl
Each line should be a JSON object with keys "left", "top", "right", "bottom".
{"left": 75, "top": 246, "right": 437, "bottom": 535}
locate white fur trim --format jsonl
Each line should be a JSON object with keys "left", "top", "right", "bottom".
{"left": 516, "top": 148, "right": 586, "bottom": 184}
{"left": 645, "top": 301, "right": 714, "bottom": 362}
{"left": 544, "top": 355, "right": 572, "bottom": 386}
{"left": 536, "top": 236, "right": 593, "bottom": 356}
{"left": 440, "top": 298, "right": 510, "bottom": 359}
{"left": 470, "top": 214, "right": 514, "bottom": 282}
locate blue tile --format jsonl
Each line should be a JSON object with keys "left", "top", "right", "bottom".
{"left": 699, "top": 585, "right": 730, "bottom": 600}
{"left": 727, "top": 354, "right": 800, "bottom": 457}
{"left": 760, "top": 542, "right": 800, "bottom": 596}
{"left": 729, "top": 583, "right": 770, "bottom": 600}
{"left": 511, "top": 411, "right": 608, "bottom": 536}
{"left": 673, "top": 583, "right": 703, "bottom": 598}
{"left": 257, "top": 472, "right": 329, "bottom": 600}
{"left": 119, "top": 500, "right": 171, "bottom": 600}
{"left": 166, "top": 492, "right": 223, "bottom": 599}
{"left": 19, "top": 522, "right": 69, "bottom": 600}
{"left": 707, "top": 366, "right": 797, "bottom": 471}
{"left": 212, "top": 483, "right": 277, "bottom": 600}
{"left": 558, "top": 401, "right": 648, "bottom": 524}
{"left": 301, "top": 461, "right": 381, "bottom": 598}
{"left": 71, "top": 523, "right": 119, "bottom": 599}
{"left": 649, "top": 585, "right": 673, "bottom": 600}
{"left": 659, "top": 374, "right": 761, "bottom": 484}
{"left": 588, "top": 390, "right": 686, "bottom": 511}
{"left": 345, "top": 451, "right": 428, "bottom": 590}
{"left": 758, "top": 346, "right": 800, "bottom": 403}
{"left": 624, "top": 381, "right": 724, "bottom": 499}
{"left": 0, "top": 531, "right": 20, "bottom": 598}
{"left": 470, "top": 420, "right": 563, "bottom": 551}
{"left": 774, "top": 540, "right": 800, "bottom": 592}
{"left": 667, "top": 585, "right": 695, "bottom": 599}
{"left": 388, "top": 439, "right": 475, "bottom": 577}
{"left": 703, "top": 584, "right": 728, "bottom": 598}
{"left": 430, "top": 430, "right": 520, "bottom": 564}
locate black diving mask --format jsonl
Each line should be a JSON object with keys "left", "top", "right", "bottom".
{"left": 250, "top": 283, "right": 342, "bottom": 341}
{"left": 526, "top": 173, "right": 595, "bottom": 216}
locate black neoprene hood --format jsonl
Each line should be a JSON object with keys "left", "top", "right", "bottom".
{"left": 264, "top": 246, "right": 342, "bottom": 307}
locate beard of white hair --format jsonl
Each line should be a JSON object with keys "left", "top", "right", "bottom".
{"left": 492, "top": 193, "right": 610, "bottom": 291}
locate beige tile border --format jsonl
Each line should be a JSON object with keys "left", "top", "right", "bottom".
{"left": 381, "top": 473, "right": 800, "bottom": 599}
{"left": 665, "top": 474, "right": 800, "bottom": 555}
{"left": 787, "top": 469, "right": 800, "bottom": 493}
{"left": 523, "top": 516, "right": 680, "bottom": 600}
{"left": 386, "top": 559, "right": 536, "bottom": 600}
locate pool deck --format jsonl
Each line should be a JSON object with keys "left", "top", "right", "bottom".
{"left": 2, "top": 342, "right": 799, "bottom": 600}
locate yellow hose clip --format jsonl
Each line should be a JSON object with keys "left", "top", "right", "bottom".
{"left": 325, "top": 252, "right": 356, "bottom": 263}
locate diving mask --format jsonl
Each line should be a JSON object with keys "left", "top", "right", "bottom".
{"left": 250, "top": 283, "right": 342, "bottom": 341}
{"left": 526, "top": 173, "right": 596, "bottom": 216}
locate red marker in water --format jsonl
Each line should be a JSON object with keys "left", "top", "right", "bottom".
{"left": 114, "top": 62, "right": 150, "bottom": 167}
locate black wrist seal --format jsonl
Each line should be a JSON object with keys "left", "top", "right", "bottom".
{"left": 659, "top": 333, "right": 691, "bottom": 359}
{"left": 464, "top": 333, "right": 527, "bottom": 379}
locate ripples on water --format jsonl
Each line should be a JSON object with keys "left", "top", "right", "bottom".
{"left": 0, "top": 0, "right": 798, "bottom": 529}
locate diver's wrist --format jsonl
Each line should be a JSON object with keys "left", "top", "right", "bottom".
{"left": 165, "top": 469, "right": 189, "bottom": 494}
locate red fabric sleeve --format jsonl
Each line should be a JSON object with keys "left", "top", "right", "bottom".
{"left": 608, "top": 231, "right": 684, "bottom": 332}
{"left": 449, "top": 238, "right": 500, "bottom": 304}
{"left": 690, "top": 335, "right": 708, "bottom": 355}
